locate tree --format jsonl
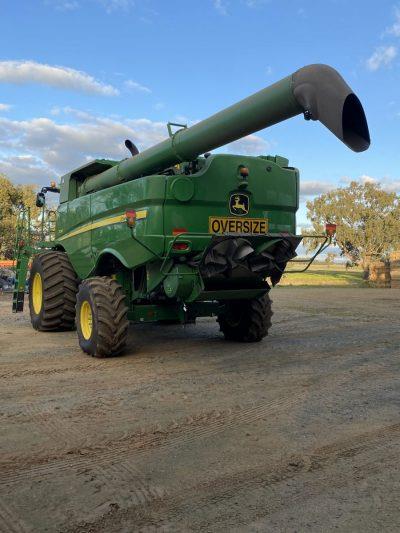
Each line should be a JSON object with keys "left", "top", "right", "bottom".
{"left": 0, "top": 175, "right": 41, "bottom": 259}
{"left": 305, "top": 181, "right": 400, "bottom": 266}
{"left": 325, "top": 252, "right": 336, "bottom": 266}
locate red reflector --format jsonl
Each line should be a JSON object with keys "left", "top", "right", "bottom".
{"left": 325, "top": 223, "right": 337, "bottom": 236}
{"left": 172, "top": 242, "right": 189, "bottom": 251}
{"left": 172, "top": 228, "right": 188, "bottom": 236}
{"left": 125, "top": 209, "right": 136, "bottom": 227}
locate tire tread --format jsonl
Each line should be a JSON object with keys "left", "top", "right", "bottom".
{"left": 217, "top": 294, "right": 273, "bottom": 342}
{"left": 76, "top": 276, "right": 129, "bottom": 358}
{"left": 29, "top": 251, "right": 79, "bottom": 331}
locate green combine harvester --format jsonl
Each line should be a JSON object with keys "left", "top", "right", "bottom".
{"left": 12, "top": 64, "right": 370, "bottom": 357}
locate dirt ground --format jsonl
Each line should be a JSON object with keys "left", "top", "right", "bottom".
{"left": 1, "top": 288, "right": 400, "bottom": 533}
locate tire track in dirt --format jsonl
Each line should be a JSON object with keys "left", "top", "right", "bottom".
{"left": 190, "top": 432, "right": 400, "bottom": 532}
{"left": 22, "top": 403, "right": 90, "bottom": 449}
{"left": 308, "top": 422, "right": 400, "bottom": 466}
{"left": 2, "top": 313, "right": 398, "bottom": 382}
{"left": 0, "top": 498, "right": 30, "bottom": 533}
{"left": 2, "top": 350, "right": 395, "bottom": 483}
{"left": 2, "top": 332, "right": 397, "bottom": 403}
{"left": 3, "top": 404, "right": 165, "bottom": 512}
{"left": 2, "top": 343, "right": 395, "bottom": 440}
{"left": 62, "top": 423, "right": 400, "bottom": 533}
{"left": 1, "top": 393, "right": 301, "bottom": 486}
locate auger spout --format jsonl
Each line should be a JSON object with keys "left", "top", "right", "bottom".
{"left": 82, "top": 64, "right": 370, "bottom": 194}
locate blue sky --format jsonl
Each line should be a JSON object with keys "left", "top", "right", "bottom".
{"left": 0, "top": 0, "right": 399, "bottom": 227}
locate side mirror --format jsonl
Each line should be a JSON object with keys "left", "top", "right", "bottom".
{"left": 36, "top": 192, "right": 45, "bottom": 208}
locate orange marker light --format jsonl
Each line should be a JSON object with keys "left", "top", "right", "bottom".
{"left": 125, "top": 209, "right": 136, "bottom": 228}
{"left": 172, "top": 228, "right": 188, "bottom": 236}
{"left": 325, "top": 223, "right": 337, "bottom": 236}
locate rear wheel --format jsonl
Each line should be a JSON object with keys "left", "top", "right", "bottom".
{"left": 29, "top": 251, "right": 79, "bottom": 331}
{"left": 76, "top": 277, "right": 129, "bottom": 358}
{"left": 217, "top": 293, "right": 273, "bottom": 342}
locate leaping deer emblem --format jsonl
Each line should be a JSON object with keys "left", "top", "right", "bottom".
{"left": 231, "top": 194, "right": 249, "bottom": 214}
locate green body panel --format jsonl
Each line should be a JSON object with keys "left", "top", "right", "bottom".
{"left": 59, "top": 159, "right": 119, "bottom": 203}
{"left": 55, "top": 175, "right": 166, "bottom": 278}
{"left": 54, "top": 153, "right": 298, "bottom": 281}
{"left": 163, "top": 154, "right": 298, "bottom": 240}
{"left": 57, "top": 196, "right": 91, "bottom": 277}
{"left": 128, "top": 301, "right": 221, "bottom": 323}
{"left": 90, "top": 175, "right": 165, "bottom": 272}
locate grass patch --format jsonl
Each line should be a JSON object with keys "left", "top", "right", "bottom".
{"left": 279, "top": 263, "right": 365, "bottom": 287}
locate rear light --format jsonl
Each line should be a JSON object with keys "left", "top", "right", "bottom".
{"left": 125, "top": 209, "right": 136, "bottom": 228}
{"left": 172, "top": 242, "right": 189, "bottom": 251}
{"left": 325, "top": 223, "right": 337, "bottom": 236}
{"left": 239, "top": 166, "right": 249, "bottom": 177}
{"left": 173, "top": 228, "right": 188, "bottom": 236}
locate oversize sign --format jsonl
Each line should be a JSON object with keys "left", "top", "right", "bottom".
{"left": 209, "top": 217, "right": 268, "bottom": 235}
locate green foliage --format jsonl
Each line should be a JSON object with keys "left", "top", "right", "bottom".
{"left": 305, "top": 181, "right": 400, "bottom": 264}
{"left": 0, "top": 174, "right": 40, "bottom": 259}
{"left": 325, "top": 252, "right": 336, "bottom": 265}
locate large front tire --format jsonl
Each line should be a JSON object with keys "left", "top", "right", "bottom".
{"left": 29, "top": 251, "right": 79, "bottom": 331}
{"left": 217, "top": 293, "right": 273, "bottom": 342}
{"left": 76, "top": 277, "right": 129, "bottom": 358}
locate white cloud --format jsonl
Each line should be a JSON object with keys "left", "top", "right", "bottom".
{"left": 245, "top": 0, "right": 267, "bottom": 7}
{"left": 300, "top": 181, "right": 333, "bottom": 196}
{"left": 47, "top": 0, "right": 134, "bottom": 12}
{"left": 97, "top": 0, "right": 134, "bottom": 12}
{"left": 0, "top": 110, "right": 273, "bottom": 186}
{"left": 214, "top": 0, "right": 228, "bottom": 15}
{"left": 366, "top": 45, "right": 397, "bottom": 71}
{"left": 0, "top": 154, "right": 54, "bottom": 184}
{"left": 49, "top": 0, "right": 79, "bottom": 10}
{"left": 341, "top": 174, "right": 400, "bottom": 193}
{"left": 124, "top": 80, "right": 152, "bottom": 94}
{"left": 357, "top": 174, "right": 377, "bottom": 185}
{"left": 50, "top": 106, "right": 98, "bottom": 121}
{"left": 359, "top": 175, "right": 400, "bottom": 193}
{"left": 214, "top": 0, "right": 268, "bottom": 12}
{"left": 387, "top": 6, "right": 400, "bottom": 37}
{"left": 225, "top": 134, "right": 270, "bottom": 155}
{"left": 0, "top": 103, "right": 11, "bottom": 112}
{"left": 0, "top": 113, "right": 167, "bottom": 185}
{"left": 0, "top": 60, "right": 119, "bottom": 96}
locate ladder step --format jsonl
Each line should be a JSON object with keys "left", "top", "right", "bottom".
{"left": 12, "top": 291, "right": 25, "bottom": 313}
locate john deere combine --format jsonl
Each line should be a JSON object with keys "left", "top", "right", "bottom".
{"left": 13, "top": 64, "right": 370, "bottom": 357}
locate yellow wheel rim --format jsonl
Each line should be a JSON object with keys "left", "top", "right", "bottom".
{"left": 80, "top": 300, "right": 93, "bottom": 340}
{"left": 32, "top": 272, "right": 43, "bottom": 314}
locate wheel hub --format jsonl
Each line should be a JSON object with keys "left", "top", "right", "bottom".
{"left": 32, "top": 272, "right": 43, "bottom": 314}
{"left": 80, "top": 300, "right": 93, "bottom": 340}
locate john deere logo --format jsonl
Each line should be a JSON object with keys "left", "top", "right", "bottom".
{"left": 230, "top": 193, "right": 249, "bottom": 216}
